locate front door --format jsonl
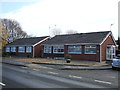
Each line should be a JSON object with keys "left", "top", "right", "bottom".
{"left": 106, "top": 45, "right": 115, "bottom": 60}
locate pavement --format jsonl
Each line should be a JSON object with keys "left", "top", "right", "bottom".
{"left": 0, "top": 57, "right": 112, "bottom": 70}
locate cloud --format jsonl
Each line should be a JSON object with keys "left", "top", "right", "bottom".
{"left": 1, "top": 0, "right": 119, "bottom": 39}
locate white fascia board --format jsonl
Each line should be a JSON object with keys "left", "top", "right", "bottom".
{"left": 100, "top": 32, "right": 111, "bottom": 45}
{"left": 32, "top": 37, "right": 50, "bottom": 47}
{"left": 42, "top": 43, "right": 99, "bottom": 46}
{"left": 110, "top": 32, "right": 117, "bottom": 46}
{"left": 6, "top": 45, "right": 32, "bottom": 47}
{"left": 65, "top": 43, "right": 100, "bottom": 45}
{"left": 42, "top": 44, "right": 64, "bottom": 46}
{"left": 100, "top": 32, "right": 117, "bottom": 46}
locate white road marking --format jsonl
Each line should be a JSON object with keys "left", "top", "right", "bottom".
{"left": 94, "top": 80, "right": 111, "bottom": 85}
{"left": 0, "top": 82, "right": 6, "bottom": 86}
{"left": 48, "top": 71, "right": 58, "bottom": 75}
{"left": 69, "top": 75, "right": 82, "bottom": 79}
{"left": 33, "top": 69, "right": 39, "bottom": 71}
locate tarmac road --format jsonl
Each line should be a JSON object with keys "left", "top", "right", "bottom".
{"left": 1, "top": 63, "right": 119, "bottom": 89}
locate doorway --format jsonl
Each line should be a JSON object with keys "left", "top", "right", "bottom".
{"left": 106, "top": 45, "right": 115, "bottom": 60}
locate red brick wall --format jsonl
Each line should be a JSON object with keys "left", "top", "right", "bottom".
{"left": 43, "top": 45, "right": 100, "bottom": 61}
{"left": 64, "top": 45, "right": 100, "bottom": 61}
{"left": 34, "top": 38, "right": 49, "bottom": 57}
{"left": 101, "top": 34, "right": 116, "bottom": 61}
{"left": 16, "top": 46, "right": 33, "bottom": 57}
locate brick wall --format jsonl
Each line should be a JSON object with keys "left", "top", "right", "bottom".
{"left": 101, "top": 34, "right": 116, "bottom": 61}
{"left": 64, "top": 45, "right": 100, "bottom": 61}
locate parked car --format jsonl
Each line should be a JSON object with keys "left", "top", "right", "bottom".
{"left": 112, "top": 56, "right": 120, "bottom": 70}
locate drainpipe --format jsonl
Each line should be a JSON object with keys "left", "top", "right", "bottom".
{"left": 33, "top": 46, "right": 34, "bottom": 58}
{"left": 100, "top": 45, "right": 102, "bottom": 63}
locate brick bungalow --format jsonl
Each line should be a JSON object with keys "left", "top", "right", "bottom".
{"left": 5, "top": 36, "right": 50, "bottom": 57}
{"left": 42, "top": 31, "right": 117, "bottom": 62}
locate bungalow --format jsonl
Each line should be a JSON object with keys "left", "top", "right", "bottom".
{"left": 5, "top": 36, "right": 50, "bottom": 57}
{"left": 42, "top": 31, "right": 117, "bottom": 62}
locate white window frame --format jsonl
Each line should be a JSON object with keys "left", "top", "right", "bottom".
{"left": 6, "top": 47, "right": 10, "bottom": 52}
{"left": 112, "top": 46, "right": 116, "bottom": 56}
{"left": 44, "top": 46, "right": 51, "bottom": 53}
{"left": 68, "top": 46, "right": 82, "bottom": 54}
{"left": 18, "top": 46, "right": 25, "bottom": 53}
{"left": 85, "top": 45, "right": 96, "bottom": 54}
{"left": 53, "top": 46, "right": 64, "bottom": 54}
{"left": 26, "top": 46, "right": 32, "bottom": 53}
{"left": 11, "top": 47, "right": 16, "bottom": 52}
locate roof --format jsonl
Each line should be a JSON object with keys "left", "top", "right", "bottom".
{"left": 6, "top": 36, "right": 49, "bottom": 46}
{"left": 43, "top": 31, "right": 111, "bottom": 45}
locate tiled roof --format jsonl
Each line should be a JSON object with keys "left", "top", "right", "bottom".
{"left": 6, "top": 36, "right": 49, "bottom": 46}
{"left": 43, "top": 31, "right": 111, "bottom": 45}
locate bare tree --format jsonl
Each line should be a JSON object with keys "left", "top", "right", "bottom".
{"left": 1, "top": 18, "right": 30, "bottom": 42}
{"left": 66, "top": 29, "right": 78, "bottom": 34}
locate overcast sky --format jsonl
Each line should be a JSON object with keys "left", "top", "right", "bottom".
{"left": 0, "top": 0, "right": 119, "bottom": 40}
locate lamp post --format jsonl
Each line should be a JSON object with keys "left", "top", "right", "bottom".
{"left": 110, "top": 24, "right": 114, "bottom": 31}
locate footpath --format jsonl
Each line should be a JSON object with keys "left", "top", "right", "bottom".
{"left": 0, "top": 57, "right": 112, "bottom": 70}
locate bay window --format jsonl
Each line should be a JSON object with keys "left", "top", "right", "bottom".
{"left": 68, "top": 46, "right": 81, "bottom": 54}
{"left": 85, "top": 45, "right": 96, "bottom": 54}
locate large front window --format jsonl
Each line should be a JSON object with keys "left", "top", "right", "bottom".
{"left": 6, "top": 47, "right": 10, "bottom": 52}
{"left": 68, "top": 46, "right": 81, "bottom": 54}
{"left": 11, "top": 47, "right": 16, "bottom": 52}
{"left": 26, "top": 46, "right": 32, "bottom": 53}
{"left": 85, "top": 45, "right": 96, "bottom": 54}
{"left": 44, "top": 46, "right": 51, "bottom": 53}
{"left": 18, "top": 46, "right": 25, "bottom": 53}
{"left": 53, "top": 46, "right": 64, "bottom": 54}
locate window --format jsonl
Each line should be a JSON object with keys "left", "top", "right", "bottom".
{"left": 53, "top": 46, "right": 64, "bottom": 54}
{"left": 11, "top": 47, "right": 16, "bottom": 52}
{"left": 26, "top": 46, "right": 32, "bottom": 53}
{"left": 6, "top": 47, "right": 10, "bottom": 52}
{"left": 44, "top": 46, "right": 51, "bottom": 53}
{"left": 85, "top": 45, "right": 96, "bottom": 54}
{"left": 18, "top": 46, "right": 25, "bottom": 53}
{"left": 68, "top": 46, "right": 81, "bottom": 54}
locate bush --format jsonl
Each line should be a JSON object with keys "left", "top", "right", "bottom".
{"left": 2, "top": 52, "right": 15, "bottom": 57}
{"left": 65, "top": 55, "right": 72, "bottom": 59}
{"left": 2, "top": 52, "right": 8, "bottom": 57}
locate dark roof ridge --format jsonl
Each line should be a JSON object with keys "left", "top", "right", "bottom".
{"left": 55, "top": 31, "right": 111, "bottom": 36}
{"left": 6, "top": 36, "right": 50, "bottom": 46}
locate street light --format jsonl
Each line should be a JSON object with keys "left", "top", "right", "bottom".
{"left": 110, "top": 24, "right": 114, "bottom": 31}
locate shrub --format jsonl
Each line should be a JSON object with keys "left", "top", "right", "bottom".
{"left": 65, "top": 55, "right": 72, "bottom": 59}
{"left": 2, "top": 52, "right": 15, "bottom": 57}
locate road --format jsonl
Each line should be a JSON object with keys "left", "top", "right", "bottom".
{"left": 1, "top": 63, "right": 119, "bottom": 89}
